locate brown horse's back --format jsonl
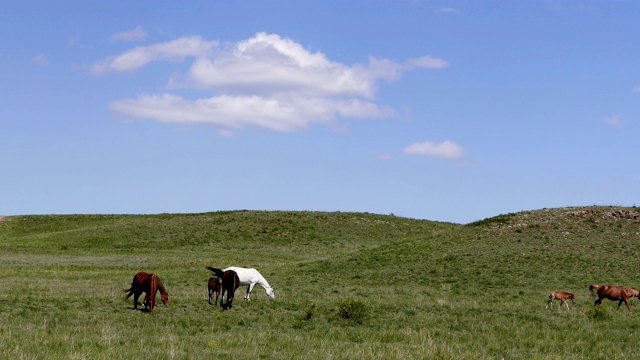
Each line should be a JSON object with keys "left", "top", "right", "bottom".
{"left": 124, "top": 272, "right": 152, "bottom": 298}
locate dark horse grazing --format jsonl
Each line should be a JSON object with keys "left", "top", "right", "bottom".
{"left": 594, "top": 285, "right": 639, "bottom": 313}
{"left": 220, "top": 270, "right": 240, "bottom": 310}
{"left": 124, "top": 271, "right": 169, "bottom": 312}
{"left": 207, "top": 267, "right": 240, "bottom": 310}
{"left": 208, "top": 277, "right": 222, "bottom": 306}
{"left": 546, "top": 291, "right": 576, "bottom": 310}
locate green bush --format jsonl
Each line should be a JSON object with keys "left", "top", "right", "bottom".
{"left": 337, "top": 298, "right": 370, "bottom": 321}
{"left": 586, "top": 306, "right": 612, "bottom": 321}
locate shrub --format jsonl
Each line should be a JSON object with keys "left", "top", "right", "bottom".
{"left": 337, "top": 298, "right": 370, "bottom": 321}
{"left": 586, "top": 306, "right": 612, "bottom": 321}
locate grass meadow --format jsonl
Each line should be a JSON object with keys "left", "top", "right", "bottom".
{"left": 1, "top": 207, "right": 640, "bottom": 359}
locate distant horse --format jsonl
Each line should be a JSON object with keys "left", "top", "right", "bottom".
{"left": 124, "top": 271, "right": 169, "bottom": 312}
{"left": 208, "top": 277, "right": 222, "bottom": 306}
{"left": 220, "top": 270, "right": 240, "bottom": 310}
{"left": 594, "top": 285, "right": 638, "bottom": 313}
{"left": 207, "top": 266, "right": 275, "bottom": 301}
{"left": 546, "top": 291, "right": 576, "bottom": 310}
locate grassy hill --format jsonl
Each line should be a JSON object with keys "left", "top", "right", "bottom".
{"left": 0, "top": 207, "right": 639, "bottom": 359}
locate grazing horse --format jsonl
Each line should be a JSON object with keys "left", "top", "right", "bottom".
{"left": 546, "top": 291, "right": 576, "bottom": 310}
{"left": 208, "top": 277, "right": 222, "bottom": 306}
{"left": 207, "top": 266, "right": 275, "bottom": 301}
{"left": 594, "top": 285, "right": 638, "bottom": 313}
{"left": 124, "top": 271, "right": 169, "bottom": 312}
{"left": 220, "top": 270, "right": 240, "bottom": 310}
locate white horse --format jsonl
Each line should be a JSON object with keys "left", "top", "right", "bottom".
{"left": 222, "top": 266, "right": 275, "bottom": 301}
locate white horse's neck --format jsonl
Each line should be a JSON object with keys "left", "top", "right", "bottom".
{"left": 256, "top": 272, "right": 271, "bottom": 289}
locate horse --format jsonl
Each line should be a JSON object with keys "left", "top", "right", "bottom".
{"left": 207, "top": 266, "right": 275, "bottom": 301}
{"left": 594, "top": 285, "right": 638, "bottom": 313}
{"left": 124, "top": 271, "right": 169, "bottom": 312}
{"left": 220, "top": 270, "right": 240, "bottom": 310}
{"left": 208, "top": 277, "right": 222, "bottom": 306}
{"left": 546, "top": 291, "right": 576, "bottom": 310}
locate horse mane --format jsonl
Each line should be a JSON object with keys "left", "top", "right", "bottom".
{"left": 155, "top": 275, "right": 167, "bottom": 295}
{"left": 206, "top": 266, "right": 225, "bottom": 278}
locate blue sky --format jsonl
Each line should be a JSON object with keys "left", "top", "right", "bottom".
{"left": 1, "top": 1, "right": 638, "bottom": 224}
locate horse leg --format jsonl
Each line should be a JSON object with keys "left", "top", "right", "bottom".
{"left": 546, "top": 298, "right": 553, "bottom": 309}
{"left": 220, "top": 288, "right": 227, "bottom": 309}
{"left": 227, "top": 292, "right": 234, "bottom": 310}
{"left": 624, "top": 299, "right": 632, "bottom": 313}
{"left": 245, "top": 283, "right": 255, "bottom": 301}
{"left": 562, "top": 299, "right": 570, "bottom": 310}
{"left": 208, "top": 288, "right": 213, "bottom": 306}
{"left": 133, "top": 291, "right": 141, "bottom": 309}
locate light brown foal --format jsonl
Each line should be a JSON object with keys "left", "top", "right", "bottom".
{"left": 546, "top": 291, "right": 576, "bottom": 310}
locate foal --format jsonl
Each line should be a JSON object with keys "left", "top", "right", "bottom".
{"left": 546, "top": 291, "right": 576, "bottom": 310}
{"left": 208, "top": 277, "right": 222, "bottom": 306}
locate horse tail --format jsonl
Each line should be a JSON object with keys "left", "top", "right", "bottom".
{"left": 123, "top": 286, "right": 134, "bottom": 298}
{"left": 206, "top": 266, "right": 225, "bottom": 278}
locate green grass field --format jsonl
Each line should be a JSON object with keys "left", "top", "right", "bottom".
{"left": 1, "top": 207, "right": 639, "bottom": 359}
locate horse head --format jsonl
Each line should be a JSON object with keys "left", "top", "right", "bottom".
{"left": 266, "top": 286, "right": 275, "bottom": 299}
{"left": 161, "top": 292, "right": 169, "bottom": 306}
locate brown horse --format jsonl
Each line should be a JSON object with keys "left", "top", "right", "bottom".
{"left": 220, "top": 270, "right": 240, "bottom": 310}
{"left": 546, "top": 291, "right": 576, "bottom": 310}
{"left": 594, "top": 285, "right": 638, "bottom": 313}
{"left": 208, "top": 277, "right": 222, "bottom": 306}
{"left": 124, "top": 271, "right": 169, "bottom": 312}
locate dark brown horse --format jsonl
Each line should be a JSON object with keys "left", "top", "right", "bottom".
{"left": 208, "top": 277, "right": 222, "bottom": 306}
{"left": 546, "top": 291, "right": 576, "bottom": 310}
{"left": 220, "top": 270, "right": 240, "bottom": 310}
{"left": 124, "top": 271, "right": 169, "bottom": 312}
{"left": 594, "top": 285, "right": 638, "bottom": 313}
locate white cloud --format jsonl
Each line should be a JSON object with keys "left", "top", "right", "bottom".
{"left": 403, "top": 140, "right": 465, "bottom": 159}
{"left": 91, "top": 36, "right": 218, "bottom": 74}
{"left": 32, "top": 54, "right": 49, "bottom": 66}
{"left": 406, "top": 56, "right": 449, "bottom": 69}
{"left": 601, "top": 115, "right": 622, "bottom": 126}
{"left": 98, "top": 32, "right": 447, "bottom": 134}
{"left": 111, "top": 94, "right": 392, "bottom": 133}
{"left": 111, "top": 25, "right": 148, "bottom": 42}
